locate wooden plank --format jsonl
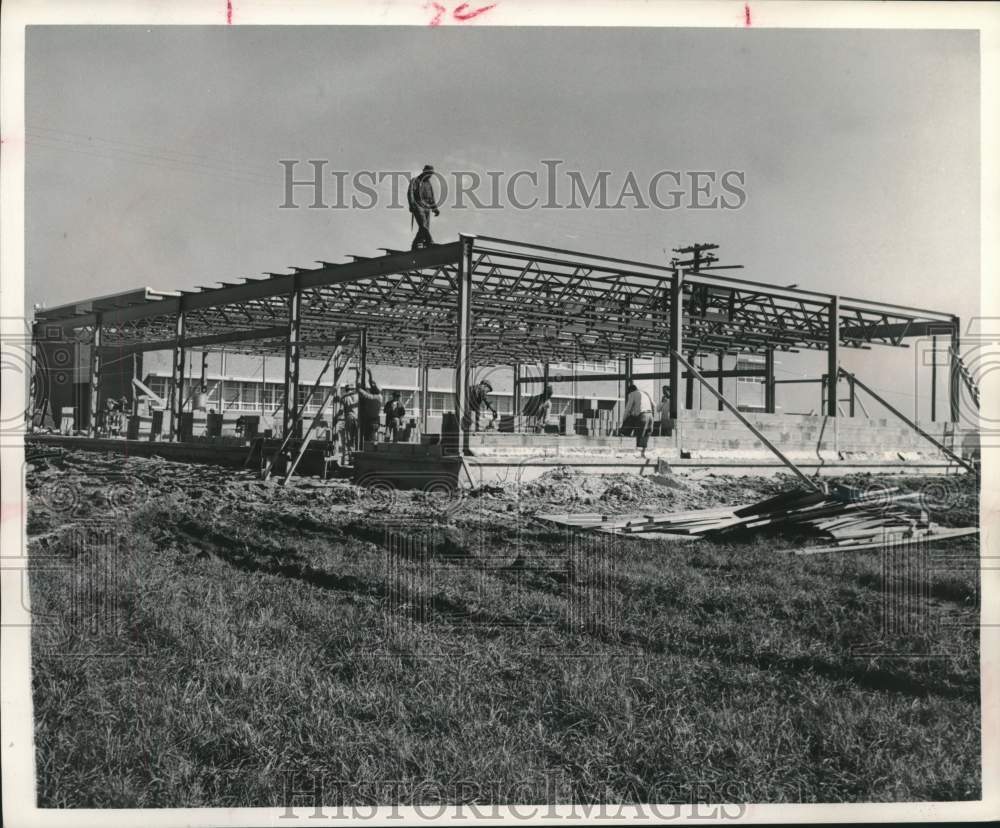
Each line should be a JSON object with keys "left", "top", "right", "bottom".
{"left": 792, "top": 527, "right": 979, "bottom": 555}
{"left": 733, "top": 489, "right": 824, "bottom": 517}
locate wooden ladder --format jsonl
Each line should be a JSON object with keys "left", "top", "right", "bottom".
{"left": 261, "top": 340, "right": 352, "bottom": 480}
{"left": 282, "top": 351, "right": 357, "bottom": 482}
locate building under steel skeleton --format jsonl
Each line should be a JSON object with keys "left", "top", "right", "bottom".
{"left": 31, "top": 234, "right": 968, "bottom": 455}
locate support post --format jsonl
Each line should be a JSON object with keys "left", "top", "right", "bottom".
{"left": 455, "top": 234, "right": 475, "bottom": 454}
{"left": 949, "top": 316, "right": 961, "bottom": 423}
{"left": 513, "top": 363, "right": 521, "bottom": 417}
{"left": 169, "top": 311, "right": 186, "bottom": 441}
{"left": 930, "top": 334, "right": 937, "bottom": 422}
{"left": 764, "top": 348, "right": 776, "bottom": 413}
{"left": 669, "top": 268, "right": 683, "bottom": 421}
{"left": 358, "top": 328, "right": 368, "bottom": 385}
{"left": 88, "top": 314, "right": 103, "bottom": 437}
{"left": 420, "top": 361, "right": 430, "bottom": 431}
{"left": 716, "top": 351, "right": 724, "bottom": 411}
{"left": 282, "top": 284, "right": 302, "bottom": 439}
{"left": 826, "top": 296, "right": 839, "bottom": 417}
{"left": 849, "top": 374, "right": 856, "bottom": 418}
{"left": 684, "top": 352, "right": 695, "bottom": 410}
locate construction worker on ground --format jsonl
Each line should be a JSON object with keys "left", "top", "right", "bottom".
{"left": 383, "top": 391, "right": 406, "bottom": 442}
{"left": 619, "top": 381, "right": 655, "bottom": 457}
{"left": 463, "top": 379, "right": 497, "bottom": 433}
{"left": 407, "top": 164, "right": 440, "bottom": 250}
{"left": 356, "top": 368, "right": 383, "bottom": 447}
{"left": 655, "top": 385, "right": 674, "bottom": 436}
{"left": 338, "top": 385, "right": 359, "bottom": 455}
{"left": 522, "top": 384, "right": 554, "bottom": 432}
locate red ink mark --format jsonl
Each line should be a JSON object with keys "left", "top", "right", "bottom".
{"left": 427, "top": 2, "right": 447, "bottom": 26}
{"left": 226, "top": 0, "right": 233, "bottom": 24}
{"left": 744, "top": 3, "right": 752, "bottom": 26}
{"left": 452, "top": 2, "right": 496, "bottom": 21}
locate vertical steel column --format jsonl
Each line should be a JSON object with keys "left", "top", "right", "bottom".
{"left": 930, "top": 334, "right": 938, "bottom": 422}
{"left": 826, "top": 296, "right": 840, "bottom": 417}
{"left": 684, "top": 352, "right": 695, "bottom": 410}
{"left": 764, "top": 348, "right": 776, "bottom": 413}
{"left": 169, "top": 310, "right": 186, "bottom": 441}
{"left": 716, "top": 351, "right": 724, "bottom": 411}
{"left": 88, "top": 314, "right": 103, "bottom": 437}
{"left": 848, "top": 375, "right": 856, "bottom": 418}
{"left": 669, "top": 269, "right": 683, "bottom": 421}
{"left": 455, "top": 234, "right": 475, "bottom": 454}
{"left": 623, "top": 357, "right": 633, "bottom": 386}
{"left": 282, "top": 283, "right": 302, "bottom": 438}
{"left": 358, "top": 328, "right": 368, "bottom": 384}
{"left": 420, "top": 362, "right": 430, "bottom": 431}
{"left": 513, "top": 363, "right": 521, "bottom": 417}
{"left": 949, "top": 316, "right": 961, "bottom": 423}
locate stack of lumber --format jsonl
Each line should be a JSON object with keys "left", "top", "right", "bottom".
{"left": 535, "top": 484, "right": 979, "bottom": 552}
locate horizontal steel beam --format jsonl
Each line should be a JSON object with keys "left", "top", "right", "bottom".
{"left": 838, "top": 319, "right": 944, "bottom": 342}
{"left": 100, "top": 325, "right": 289, "bottom": 353}
{"left": 48, "top": 244, "right": 463, "bottom": 331}
{"left": 517, "top": 368, "right": 767, "bottom": 384}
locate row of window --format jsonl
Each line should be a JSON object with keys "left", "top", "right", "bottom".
{"left": 545, "top": 359, "right": 620, "bottom": 373}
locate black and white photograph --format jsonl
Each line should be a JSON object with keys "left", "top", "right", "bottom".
{"left": 1, "top": 1, "right": 998, "bottom": 824}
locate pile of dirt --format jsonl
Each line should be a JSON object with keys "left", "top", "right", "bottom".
{"left": 476, "top": 466, "right": 790, "bottom": 515}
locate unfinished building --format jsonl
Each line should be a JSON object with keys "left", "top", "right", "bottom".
{"left": 29, "top": 235, "right": 979, "bottom": 487}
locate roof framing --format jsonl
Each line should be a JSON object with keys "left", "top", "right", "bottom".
{"left": 38, "top": 234, "right": 957, "bottom": 369}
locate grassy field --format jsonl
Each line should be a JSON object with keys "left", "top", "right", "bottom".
{"left": 27, "top": 453, "right": 981, "bottom": 807}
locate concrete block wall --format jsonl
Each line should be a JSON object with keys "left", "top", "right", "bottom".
{"left": 674, "top": 410, "right": 978, "bottom": 459}
{"left": 462, "top": 410, "right": 978, "bottom": 463}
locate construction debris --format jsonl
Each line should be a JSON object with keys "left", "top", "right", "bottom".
{"left": 536, "top": 483, "right": 979, "bottom": 552}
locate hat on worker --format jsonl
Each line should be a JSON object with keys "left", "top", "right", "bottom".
{"left": 423, "top": 164, "right": 434, "bottom": 172}
{"left": 480, "top": 379, "right": 493, "bottom": 392}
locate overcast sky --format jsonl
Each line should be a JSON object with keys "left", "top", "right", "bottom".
{"left": 24, "top": 25, "right": 980, "bottom": 411}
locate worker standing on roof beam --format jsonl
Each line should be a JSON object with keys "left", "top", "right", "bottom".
{"left": 408, "top": 164, "right": 441, "bottom": 250}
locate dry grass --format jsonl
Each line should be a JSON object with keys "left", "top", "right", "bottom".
{"left": 27, "top": 459, "right": 981, "bottom": 807}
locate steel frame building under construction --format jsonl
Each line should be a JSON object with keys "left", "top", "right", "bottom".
{"left": 30, "top": 234, "right": 977, "bottom": 479}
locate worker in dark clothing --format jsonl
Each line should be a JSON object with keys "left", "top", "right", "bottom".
{"left": 356, "top": 369, "right": 383, "bottom": 446}
{"left": 383, "top": 391, "right": 406, "bottom": 442}
{"left": 340, "top": 386, "right": 359, "bottom": 450}
{"left": 522, "top": 384, "right": 554, "bottom": 432}
{"left": 407, "top": 164, "right": 440, "bottom": 250}
{"left": 463, "top": 379, "right": 497, "bottom": 432}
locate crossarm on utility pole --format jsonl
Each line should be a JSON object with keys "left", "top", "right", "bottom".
{"left": 671, "top": 350, "right": 822, "bottom": 493}
{"left": 840, "top": 368, "right": 977, "bottom": 475}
